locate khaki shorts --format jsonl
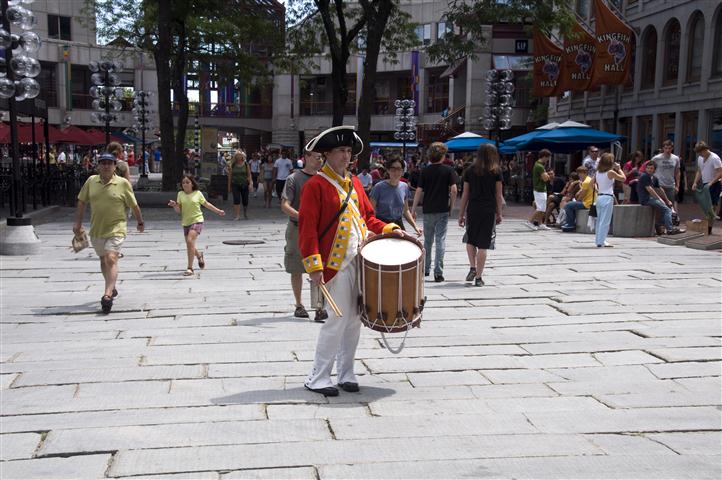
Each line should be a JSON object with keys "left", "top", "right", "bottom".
{"left": 91, "top": 236, "right": 125, "bottom": 257}
{"left": 284, "top": 222, "right": 305, "bottom": 274}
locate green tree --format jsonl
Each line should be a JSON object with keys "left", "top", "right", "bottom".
{"left": 426, "top": 0, "right": 575, "bottom": 64}
{"left": 87, "top": 0, "right": 283, "bottom": 190}
{"left": 282, "top": 0, "right": 417, "bottom": 168}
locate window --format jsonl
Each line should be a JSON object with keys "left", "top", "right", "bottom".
{"left": 687, "top": 13, "right": 705, "bottom": 82}
{"left": 663, "top": 19, "right": 681, "bottom": 85}
{"left": 637, "top": 115, "right": 653, "bottom": 160}
{"left": 425, "top": 68, "right": 448, "bottom": 113}
{"left": 48, "top": 15, "right": 71, "bottom": 41}
{"left": 713, "top": 10, "right": 722, "bottom": 77}
{"left": 640, "top": 26, "right": 657, "bottom": 90}
{"left": 38, "top": 62, "right": 57, "bottom": 107}
{"left": 70, "top": 65, "right": 91, "bottom": 109}
{"left": 416, "top": 24, "right": 431, "bottom": 46}
{"left": 437, "top": 21, "right": 452, "bottom": 40}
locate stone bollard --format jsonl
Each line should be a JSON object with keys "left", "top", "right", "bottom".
{"left": 612, "top": 204, "right": 655, "bottom": 237}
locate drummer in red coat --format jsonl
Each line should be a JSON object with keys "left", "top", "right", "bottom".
{"left": 299, "top": 126, "right": 401, "bottom": 396}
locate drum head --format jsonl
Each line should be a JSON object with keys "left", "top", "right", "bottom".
{"left": 361, "top": 237, "right": 422, "bottom": 265}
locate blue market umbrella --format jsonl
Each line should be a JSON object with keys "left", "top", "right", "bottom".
{"left": 501, "top": 122, "right": 560, "bottom": 151}
{"left": 504, "top": 121, "right": 624, "bottom": 153}
{"left": 518, "top": 127, "right": 624, "bottom": 153}
{"left": 445, "top": 132, "right": 496, "bottom": 152}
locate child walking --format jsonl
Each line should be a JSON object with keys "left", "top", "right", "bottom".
{"left": 168, "top": 175, "right": 225, "bottom": 276}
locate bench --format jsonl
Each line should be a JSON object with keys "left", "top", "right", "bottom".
{"left": 575, "top": 209, "right": 594, "bottom": 234}
{"left": 612, "top": 204, "right": 655, "bottom": 237}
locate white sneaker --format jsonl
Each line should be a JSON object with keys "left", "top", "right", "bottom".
{"left": 538, "top": 224, "right": 551, "bottom": 230}
{"left": 524, "top": 221, "right": 539, "bottom": 231}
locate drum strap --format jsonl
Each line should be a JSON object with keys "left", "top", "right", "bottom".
{"left": 319, "top": 179, "right": 354, "bottom": 240}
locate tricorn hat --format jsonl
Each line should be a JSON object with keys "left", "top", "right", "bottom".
{"left": 304, "top": 125, "right": 363, "bottom": 155}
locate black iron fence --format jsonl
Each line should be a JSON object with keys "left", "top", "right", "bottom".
{"left": 0, "top": 162, "right": 92, "bottom": 215}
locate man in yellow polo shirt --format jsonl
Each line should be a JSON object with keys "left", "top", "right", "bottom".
{"left": 561, "top": 165, "right": 595, "bottom": 232}
{"left": 73, "top": 152, "right": 144, "bottom": 313}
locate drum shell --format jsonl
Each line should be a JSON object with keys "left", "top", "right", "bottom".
{"left": 359, "top": 234, "right": 424, "bottom": 333}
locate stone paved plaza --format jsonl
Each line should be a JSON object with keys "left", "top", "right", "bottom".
{"left": 1, "top": 204, "right": 721, "bottom": 479}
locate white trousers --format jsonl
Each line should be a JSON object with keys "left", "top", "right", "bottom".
{"left": 305, "top": 261, "right": 361, "bottom": 389}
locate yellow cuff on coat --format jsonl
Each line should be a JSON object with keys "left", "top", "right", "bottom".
{"left": 303, "top": 254, "right": 324, "bottom": 273}
{"left": 382, "top": 223, "right": 400, "bottom": 234}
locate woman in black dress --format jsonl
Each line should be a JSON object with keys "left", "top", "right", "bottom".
{"left": 457, "top": 143, "right": 503, "bottom": 286}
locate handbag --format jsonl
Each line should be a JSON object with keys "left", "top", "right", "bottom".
{"left": 72, "top": 229, "right": 89, "bottom": 253}
{"left": 588, "top": 204, "right": 598, "bottom": 217}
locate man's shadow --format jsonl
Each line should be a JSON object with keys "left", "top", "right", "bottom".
{"left": 212, "top": 385, "right": 397, "bottom": 406}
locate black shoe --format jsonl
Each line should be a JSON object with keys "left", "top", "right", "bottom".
{"left": 338, "top": 382, "right": 360, "bottom": 393}
{"left": 666, "top": 228, "right": 684, "bottom": 235}
{"left": 304, "top": 385, "right": 339, "bottom": 396}
{"left": 434, "top": 274, "right": 444, "bottom": 283}
{"left": 424, "top": 271, "right": 430, "bottom": 277}
{"left": 294, "top": 305, "right": 309, "bottom": 318}
{"left": 112, "top": 288, "right": 118, "bottom": 298}
{"left": 314, "top": 309, "right": 328, "bottom": 323}
{"left": 474, "top": 277, "right": 484, "bottom": 287}
{"left": 100, "top": 295, "right": 113, "bottom": 314}
{"left": 465, "top": 268, "right": 476, "bottom": 282}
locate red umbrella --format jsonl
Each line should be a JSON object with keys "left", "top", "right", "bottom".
{"left": 0, "top": 122, "right": 8, "bottom": 143}
{"left": 54, "top": 125, "right": 99, "bottom": 145}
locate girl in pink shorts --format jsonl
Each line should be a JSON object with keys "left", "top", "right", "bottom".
{"left": 168, "top": 175, "right": 225, "bottom": 276}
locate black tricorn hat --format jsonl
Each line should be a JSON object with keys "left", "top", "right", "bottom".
{"left": 304, "top": 125, "right": 363, "bottom": 155}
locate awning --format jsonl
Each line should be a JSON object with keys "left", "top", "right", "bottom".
{"left": 54, "top": 126, "right": 100, "bottom": 145}
{"left": 0, "top": 122, "right": 63, "bottom": 144}
{"left": 440, "top": 58, "right": 467, "bottom": 79}
{"left": 87, "top": 129, "right": 125, "bottom": 145}
{"left": 369, "top": 142, "right": 419, "bottom": 148}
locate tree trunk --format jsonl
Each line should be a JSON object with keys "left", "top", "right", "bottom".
{"left": 357, "top": 1, "right": 393, "bottom": 170}
{"left": 156, "top": 0, "right": 178, "bottom": 191}
{"left": 172, "top": 22, "right": 189, "bottom": 174}
{"left": 330, "top": 58, "right": 348, "bottom": 126}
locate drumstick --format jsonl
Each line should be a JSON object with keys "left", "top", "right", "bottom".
{"left": 319, "top": 284, "right": 343, "bottom": 317}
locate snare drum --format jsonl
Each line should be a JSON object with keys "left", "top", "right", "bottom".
{"left": 358, "top": 234, "right": 425, "bottom": 333}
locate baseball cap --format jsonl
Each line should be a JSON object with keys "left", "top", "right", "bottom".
{"left": 98, "top": 152, "right": 117, "bottom": 163}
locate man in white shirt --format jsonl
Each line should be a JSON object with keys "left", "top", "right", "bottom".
{"left": 273, "top": 151, "right": 294, "bottom": 203}
{"left": 651, "top": 139, "right": 681, "bottom": 210}
{"left": 692, "top": 141, "right": 722, "bottom": 225}
{"left": 249, "top": 154, "right": 261, "bottom": 197}
{"left": 582, "top": 146, "right": 599, "bottom": 177}
{"left": 358, "top": 168, "right": 373, "bottom": 192}
{"left": 57, "top": 149, "right": 67, "bottom": 165}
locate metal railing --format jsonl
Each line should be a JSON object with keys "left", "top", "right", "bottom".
{"left": 0, "top": 161, "right": 92, "bottom": 214}
{"left": 178, "top": 101, "right": 273, "bottom": 119}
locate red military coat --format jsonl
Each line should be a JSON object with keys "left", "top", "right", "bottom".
{"left": 298, "top": 169, "right": 394, "bottom": 283}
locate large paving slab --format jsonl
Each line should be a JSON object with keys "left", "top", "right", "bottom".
{"left": 1, "top": 206, "right": 720, "bottom": 478}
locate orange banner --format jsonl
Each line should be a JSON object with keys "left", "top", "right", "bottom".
{"left": 591, "top": 0, "right": 634, "bottom": 87}
{"left": 532, "top": 30, "right": 564, "bottom": 97}
{"left": 561, "top": 22, "right": 596, "bottom": 92}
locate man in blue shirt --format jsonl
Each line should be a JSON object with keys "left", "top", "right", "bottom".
{"left": 637, "top": 161, "right": 681, "bottom": 235}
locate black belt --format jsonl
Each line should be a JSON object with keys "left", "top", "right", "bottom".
{"left": 599, "top": 193, "right": 614, "bottom": 196}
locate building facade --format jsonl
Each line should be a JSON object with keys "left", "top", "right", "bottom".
{"left": 549, "top": 0, "right": 722, "bottom": 171}
{"left": 270, "top": 0, "right": 537, "bottom": 153}
{"left": 15, "top": 0, "right": 158, "bottom": 134}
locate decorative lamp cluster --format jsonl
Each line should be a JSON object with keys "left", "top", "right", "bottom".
{"left": 89, "top": 60, "right": 124, "bottom": 127}
{"left": 0, "top": 1, "right": 41, "bottom": 101}
{"left": 132, "top": 90, "right": 153, "bottom": 134}
{"left": 393, "top": 99, "right": 417, "bottom": 142}
{"left": 481, "top": 69, "right": 515, "bottom": 132}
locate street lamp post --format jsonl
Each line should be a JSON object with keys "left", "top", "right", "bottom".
{"left": 132, "top": 90, "right": 152, "bottom": 177}
{"left": 393, "top": 99, "right": 417, "bottom": 162}
{"left": 480, "top": 69, "right": 515, "bottom": 149}
{"left": 89, "top": 60, "right": 123, "bottom": 146}
{"left": 0, "top": 0, "right": 43, "bottom": 254}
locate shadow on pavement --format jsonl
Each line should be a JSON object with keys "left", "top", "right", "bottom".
{"left": 211, "top": 385, "right": 397, "bottom": 405}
